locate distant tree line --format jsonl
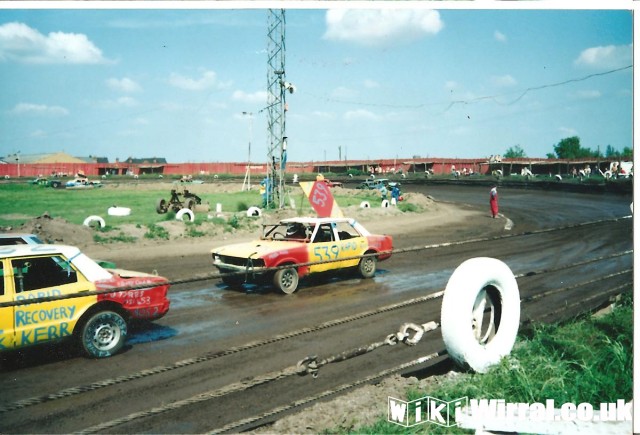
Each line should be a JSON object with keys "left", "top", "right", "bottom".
{"left": 504, "top": 137, "right": 632, "bottom": 160}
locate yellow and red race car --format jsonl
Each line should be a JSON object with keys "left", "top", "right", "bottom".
{"left": 211, "top": 217, "right": 393, "bottom": 294}
{"left": 0, "top": 244, "right": 170, "bottom": 358}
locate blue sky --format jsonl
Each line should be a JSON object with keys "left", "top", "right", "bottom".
{"left": 0, "top": 7, "right": 632, "bottom": 163}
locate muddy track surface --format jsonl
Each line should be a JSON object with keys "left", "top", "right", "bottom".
{"left": 0, "top": 185, "right": 633, "bottom": 434}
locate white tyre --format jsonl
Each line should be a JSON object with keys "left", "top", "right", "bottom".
{"left": 175, "top": 208, "right": 195, "bottom": 222}
{"left": 381, "top": 199, "right": 390, "bottom": 208}
{"left": 440, "top": 257, "right": 520, "bottom": 373}
{"left": 555, "top": 174, "right": 562, "bottom": 181}
{"left": 359, "top": 201, "right": 370, "bottom": 209}
{"left": 247, "top": 206, "right": 262, "bottom": 217}
{"left": 107, "top": 206, "right": 131, "bottom": 216}
{"left": 83, "top": 215, "right": 105, "bottom": 228}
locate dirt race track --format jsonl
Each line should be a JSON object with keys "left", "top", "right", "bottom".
{"left": 0, "top": 183, "right": 633, "bottom": 433}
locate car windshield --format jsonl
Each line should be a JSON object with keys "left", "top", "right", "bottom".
{"left": 262, "top": 222, "right": 312, "bottom": 241}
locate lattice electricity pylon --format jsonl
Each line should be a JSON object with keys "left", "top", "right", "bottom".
{"left": 266, "top": 8, "right": 288, "bottom": 209}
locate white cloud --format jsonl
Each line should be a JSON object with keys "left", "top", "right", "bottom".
{"left": 107, "top": 77, "right": 141, "bottom": 93}
{"left": 133, "top": 117, "right": 149, "bottom": 125}
{"left": 312, "top": 111, "right": 336, "bottom": 120}
{"left": 444, "top": 81, "right": 458, "bottom": 91}
{"left": 574, "top": 90, "right": 602, "bottom": 99}
{"left": 97, "top": 96, "right": 139, "bottom": 109}
{"left": 10, "top": 102, "right": 69, "bottom": 116}
{"left": 0, "top": 22, "right": 108, "bottom": 64}
{"left": 491, "top": 74, "right": 517, "bottom": 87}
{"left": 574, "top": 44, "right": 632, "bottom": 69}
{"left": 30, "top": 129, "right": 47, "bottom": 138}
{"left": 559, "top": 126, "right": 578, "bottom": 136}
{"left": 363, "top": 79, "right": 380, "bottom": 89}
{"left": 331, "top": 86, "right": 357, "bottom": 100}
{"left": 231, "top": 90, "right": 268, "bottom": 104}
{"left": 117, "top": 128, "right": 141, "bottom": 137}
{"left": 344, "top": 109, "right": 380, "bottom": 121}
{"left": 169, "top": 70, "right": 230, "bottom": 91}
{"left": 324, "top": 9, "right": 443, "bottom": 47}
{"left": 494, "top": 30, "right": 507, "bottom": 42}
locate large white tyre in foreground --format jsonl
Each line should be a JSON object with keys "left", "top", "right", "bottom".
{"left": 440, "top": 257, "right": 520, "bottom": 373}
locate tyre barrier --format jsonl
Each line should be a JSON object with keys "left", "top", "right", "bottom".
{"left": 440, "top": 257, "right": 520, "bottom": 373}
{"left": 175, "top": 208, "right": 195, "bottom": 222}
{"left": 83, "top": 215, "right": 106, "bottom": 229}
{"left": 247, "top": 206, "right": 262, "bottom": 217}
{"left": 359, "top": 201, "right": 371, "bottom": 209}
{"left": 555, "top": 174, "right": 562, "bottom": 182}
{"left": 381, "top": 199, "right": 390, "bottom": 208}
{"left": 108, "top": 206, "right": 131, "bottom": 217}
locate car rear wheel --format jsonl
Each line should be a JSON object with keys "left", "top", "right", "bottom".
{"left": 358, "top": 254, "right": 377, "bottom": 278}
{"left": 80, "top": 311, "right": 127, "bottom": 358}
{"left": 156, "top": 198, "right": 167, "bottom": 214}
{"left": 184, "top": 198, "right": 196, "bottom": 210}
{"left": 273, "top": 267, "right": 299, "bottom": 294}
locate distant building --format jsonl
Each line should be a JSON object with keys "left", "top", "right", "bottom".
{"left": 122, "top": 157, "right": 168, "bottom": 175}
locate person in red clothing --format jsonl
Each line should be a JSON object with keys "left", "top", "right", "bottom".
{"left": 489, "top": 185, "right": 499, "bottom": 218}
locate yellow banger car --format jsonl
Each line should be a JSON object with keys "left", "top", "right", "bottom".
{"left": 212, "top": 217, "right": 393, "bottom": 294}
{"left": 0, "top": 244, "right": 170, "bottom": 358}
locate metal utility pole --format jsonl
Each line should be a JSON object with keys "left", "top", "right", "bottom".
{"left": 266, "top": 8, "right": 290, "bottom": 209}
{"left": 241, "top": 111, "right": 253, "bottom": 191}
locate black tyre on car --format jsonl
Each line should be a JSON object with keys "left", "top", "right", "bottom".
{"left": 358, "top": 254, "right": 377, "bottom": 278}
{"left": 273, "top": 266, "right": 299, "bottom": 294}
{"left": 79, "top": 310, "right": 128, "bottom": 358}
{"left": 221, "top": 273, "right": 245, "bottom": 288}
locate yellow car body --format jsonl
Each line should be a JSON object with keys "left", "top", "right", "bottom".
{"left": 0, "top": 244, "right": 170, "bottom": 358}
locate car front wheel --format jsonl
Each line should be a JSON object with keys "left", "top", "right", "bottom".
{"left": 80, "top": 311, "right": 128, "bottom": 358}
{"left": 273, "top": 266, "right": 299, "bottom": 294}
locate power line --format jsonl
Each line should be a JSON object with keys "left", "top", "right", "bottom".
{"left": 303, "top": 65, "right": 632, "bottom": 113}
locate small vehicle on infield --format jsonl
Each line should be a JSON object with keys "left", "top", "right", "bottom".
{"left": 156, "top": 187, "right": 205, "bottom": 214}
{"left": 211, "top": 216, "right": 393, "bottom": 294}
{"left": 358, "top": 178, "right": 401, "bottom": 191}
{"left": 0, "top": 244, "right": 170, "bottom": 358}
{"left": 319, "top": 178, "right": 343, "bottom": 188}
{"left": 65, "top": 177, "right": 102, "bottom": 189}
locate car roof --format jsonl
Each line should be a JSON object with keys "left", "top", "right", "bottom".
{"left": 0, "top": 244, "right": 81, "bottom": 258}
{"left": 278, "top": 216, "right": 354, "bottom": 225}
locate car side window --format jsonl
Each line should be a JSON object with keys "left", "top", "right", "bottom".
{"left": 334, "top": 222, "right": 359, "bottom": 240}
{"left": 12, "top": 255, "right": 78, "bottom": 293}
{"left": 313, "top": 224, "right": 334, "bottom": 243}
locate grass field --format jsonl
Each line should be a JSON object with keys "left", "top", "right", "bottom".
{"left": 0, "top": 182, "right": 394, "bottom": 230}
{"left": 353, "top": 293, "right": 632, "bottom": 434}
